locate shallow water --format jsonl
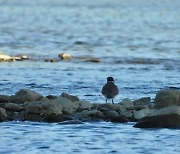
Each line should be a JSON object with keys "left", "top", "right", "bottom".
{"left": 0, "top": 0, "right": 180, "bottom": 153}
{"left": 0, "top": 121, "right": 180, "bottom": 154}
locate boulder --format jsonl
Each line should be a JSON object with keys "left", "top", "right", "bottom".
{"left": 24, "top": 100, "right": 62, "bottom": 117}
{"left": 50, "top": 96, "right": 79, "bottom": 113}
{"left": 109, "top": 116, "right": 129, "bottom": 123}
{"left": 80, "top": 110, "right": 104, "bottom": 120}
{"left": 75, "top": 100, "right": 92, "bottom": 111}
{"left": 0, "top": 107, "right": 7, "bottom": 122}
{"left": 10, "top": 89, "right": 43, "bottom": 103}
{"left": 154, "top": 89, "right": 180, "bottom": 109}
{"left": 134, "top": 105, "right": 180, "bottom": 128}
{"left": 61, "top": 93, "right": 79, "bottom": 102}
{"left": 103, "top": 110, "right": 119, "bottom": 117}
{"left": 133, "top": 97, "right": 151, "bottom": 106}
{"left": 120, "top": 98, "right": 134, "bottom": 108}
{"left": 133, "top": 108, "right": 153, "bottom": 121}
{"left": 0, "top": 95, "right": 10, "bottom": 103}
{"left": 4, "top": 103, "right": 23, "bottom": 112}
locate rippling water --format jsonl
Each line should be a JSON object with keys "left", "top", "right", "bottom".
{"left": 0, "top": 121, "right": 180, "bottom": 154}
{"left": 0, "top": 0, "right": 180, "bottom": 153}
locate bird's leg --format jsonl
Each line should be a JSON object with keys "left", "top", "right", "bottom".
{"left": 106, "top": 99, "right": 107, "bottom": 103}
{"left": 112, "top": 99, "right": 114, "bottom": 104}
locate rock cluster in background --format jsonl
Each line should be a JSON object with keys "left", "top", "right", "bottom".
{"left": 0, "top": 88, "right": 180, "bottom": 128}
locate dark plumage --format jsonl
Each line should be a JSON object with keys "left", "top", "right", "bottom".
{"left": 101, "top": 77, "right": 119, "bottom": 104}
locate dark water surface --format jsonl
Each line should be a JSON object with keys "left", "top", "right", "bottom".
{"left": 0, "top": 0, "right": 180, "bottom": 153}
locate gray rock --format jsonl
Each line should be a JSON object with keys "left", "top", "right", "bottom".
{"left": 0, "top": 95, "right": 10, "bottom": 103}
{"left": 10, "top": 89, "right": 43, "bottom": 103}
{"left": 75, "top": 100, "right": 92, "bottom": 111}
{"left": 134, "top": 105, "right": 180, "bottom": 128}
{"left": 120, "top": 98, "right": 134, "bottom": 108}
{"left": 109, "top": 116, "right": 129, "bottom": 123}
{"left": 4, "top": 103, "right": 23, "bottom": 112}
{"left": 103, "top": 110, "right": 119, "bottom": 117}
{"left": 133, "top": 108, "right": 153, "bottom": 120}
{"left": 51, "top": 96, "right": 79, "bottom": 113}
{"left": 81, "top": 110, "right": 104, "bottom": 118}
{"left": 154, "top": 89, "right": 180, "bottom": 109}
{"left": 24, "top": 100, "right": 62, "bottom": 116}
{"left": 61, "top": 93, "right": 79, "bottom": 102}
{"left": 133, "top": 97, "right": 151, "bottom": 106}
{"left": 0, "top": 107, "right": 7, "bottom": 122}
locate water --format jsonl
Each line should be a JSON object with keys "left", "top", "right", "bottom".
{"left": 0, "top": 0, "right": 180, "bottom": 153}
{"left": 0, "top": 121, "right": 180, "bottom": 154}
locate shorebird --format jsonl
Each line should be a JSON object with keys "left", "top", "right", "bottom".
{"left": 101, "top": 76, "right": 119, "bottom": 104}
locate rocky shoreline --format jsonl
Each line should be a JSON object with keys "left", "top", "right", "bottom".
{"left": 0, "top": 88, "right": 180, "bottom": 128}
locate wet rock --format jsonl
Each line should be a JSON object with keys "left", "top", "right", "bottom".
{"left": 44, "top": 113, "right": 63, "bottom": 123}
{"left": 134, "top": 105, "right": 180, "bottom": 128}
{"left": 133, "top": 108, "right": 153, "bottom": 121}
{"left": 80, "top": 110, "right": 104, "bottom": 119}
{"left": 59, "top": 53, "right": 72, "bottom": 59}
{"left": 103, "top": 110, "right": 119, "bottom": 117}
{"left": 24, "top": 100, "right": 62, "bottom": 117}
{"left": 10, "top": 89, "right": 43, "bottom": 103}
{"left": 86, "top": 58, "right": 101, "bottom": 63}
{"left": 50, "top": 96, "right": 79, "bottom": 113}
{"left": 61, "top": 92, "right": 79, "bottom": 102}
{"left": 109, "top": 116, "right": 129, "bottom": 123}
{"left": 4, "top": 103, "right": 23, "bottom": 112}
{"left": 0, "top": 95, "right": 10, "bottom": 103}
{"left": 0, "top": 107, "right": 7, "bottom": 122}
{"left": 154, "top": 89, "right": 180, "bottom": 109}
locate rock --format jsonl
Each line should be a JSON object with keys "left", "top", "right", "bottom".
{"left": 103, "top": 110, "right": 119, "bottom": 117}
{"left": 120, "top": 110, "right": 133, "bottom": 120}
{"left": 133, "top": 108, "right": 153, "bottom": 121}
{"left": 61, "top": 93, "right": 79, "bottom": 102}
{"left": 0, "top": 95, "right": 10, "bottom": 103}
{"left": 24, "top": 100, "right": 62, "bottom": 116}
{"left": 0, "top": 52, "right": 12, "bottom": 61}
{"left": 75, "top": 100, "right": 92, "bottom": 111}
{"left": 120, "top": 98, "right": 134, "bottom": 108}
{"left": 10, "top": 89, "right": 43, "bottom": 103}
{"left": 51, "top": 96, "right": 79, "bottom": 113}
{"left": 80, "top": 110, "right": 104, "bottom": 119}
{"left": 4, "top": 103, "right": 23, "bottom": 112}
{"left": 59, "top": 53, "right": 72, "bottom": 59}
{"left": 0, "top": 107, "right": 7, "bottom": 122}
{"left": 46, "top": 95, "right": 58, "bottom": 99}
{"left": 133, "top": 97, "right": 151, "bottom": 106}
{"left": 134, "top": 105, "right": 180, "bottom": 128}
{"left": 44, "top": 113, "right": 63, "bottom": 123}
{"left": 86, "top": 58, "right": 101, "bottom": 63}
{"left": 154, "top": 89, "right": 180, "bottom": 109}
{"left": 109, "top": 116, "right": 129, "bottom": 123}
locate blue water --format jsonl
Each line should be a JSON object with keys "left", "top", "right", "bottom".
{"left": 0, "top": 0, "right": 180, "bottom": 153}
{"left": 0, "top": 121, "right": 180, "bottom": 154}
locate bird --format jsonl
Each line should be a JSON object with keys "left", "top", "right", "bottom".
{"left": 101, "top": 76, "right": 119, "bottom": 104}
